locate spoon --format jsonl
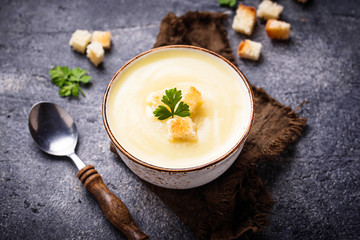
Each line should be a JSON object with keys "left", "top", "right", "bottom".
{"left": 28, "top": 102, "right": 149, "bottom": 240}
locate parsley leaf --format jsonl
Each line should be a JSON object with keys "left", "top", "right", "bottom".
{"left": 153, "top": 88, "right": 190, "bottom": 120}
{"left": 218, "top": 0, "right": 237, "bottom": 8}
{"left": 162, "top": 88, "right": 182, "bottom": 113}
{"left": 49, "top": 66, "right": 92, "bottom": 97}
{"left": 49, "top": 66, "right": 70, "bottom": 87}
{"left": 174, "top": 102, "right": 190, "bottom": 117}
{"left": 153, "top": 105, "right": 172, "bottom": 120}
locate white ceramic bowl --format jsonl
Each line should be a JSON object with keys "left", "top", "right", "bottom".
{"left": 103, "top": 45, "right": 254, "bottom": 189}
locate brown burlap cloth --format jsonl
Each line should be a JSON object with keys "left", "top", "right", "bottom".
{"left": 110, "top": 12, "right": 307, "bottom": 240}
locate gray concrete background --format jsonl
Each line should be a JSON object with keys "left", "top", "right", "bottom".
{"left": 0, "top": 0, "right": 359, "bottom": 239}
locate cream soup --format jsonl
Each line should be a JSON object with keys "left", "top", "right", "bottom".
{"left": 106, "top": 48, "right": 252, "bottom": 169}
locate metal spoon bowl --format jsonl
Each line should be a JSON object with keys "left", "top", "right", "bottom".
{"left": 28, "top": 102, "right": 148, "bottom": 240}
{"left": 29, "top": 102, "right": 85, "bottom": 169}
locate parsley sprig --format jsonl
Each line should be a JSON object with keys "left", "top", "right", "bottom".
{"left": 218, "top": 0, "right": 237, "bottom": 8}
{"left": 153, "top": 88, "right": 190, "bottom": 120}
{"left": 49, "top": 66, "right": 92, "bottom": 97}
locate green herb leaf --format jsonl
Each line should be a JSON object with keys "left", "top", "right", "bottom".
{"left": 71, "top": 67, "right": 87, "bottom": 78}
{"left": 153, "top": 105, "right": 172, "bottom": 120}
{"left": 79, "top": 75, "right": 92, "bottom": 83}
{"left": 49, "top": 66, "right": 70, "bottom": 87}
{"left": 218, "top": 0, "right": 237, "bottom": 8}
{"left": 72, "top": 84, "right": 79, "bottom": 97}
{"left": 49, "top": 65, "right": 91, "bottom": 98}
{"left": 51, "top": 77, "right": 66, "bottom": 87}
{"left": 174, "top": 101, "right": 190, "bottom": 117}
{"left": 59, "top": 84, "right": 72, "bottom": 97}
{"left": 153, "top": 88, "right": 190, "bottom": 120}
{"left": 162, "top": 88, "right": 182, "bottom": 113}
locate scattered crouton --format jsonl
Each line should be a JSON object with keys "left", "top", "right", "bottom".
{"left": 257, "top": 0, "right": 284, "bottom": 20}
{"left": 182, "top": 86, "right": 202, "bottom": 114}
{"left": 91, "top": 31, "right": 111, "bottom": 49}
{"left": 232, "top": 4, "right": 257, "bottom": 36}
{"left": 237, "top": 40, "right": 262, "bottom": 61}
{"left": 297, "top": 0, "right": 308, "bottom": 3}
{"left": 265, "top": 19, "right": 291, "bottom": 40}
{"left": 167, "top": 117, "right": 197, "bottom": 141}
{"left": 86, "top": 42, "right": 104, "bottom": 66}
{"left": 69, "top": 30, "right": 91, "bottom": 54}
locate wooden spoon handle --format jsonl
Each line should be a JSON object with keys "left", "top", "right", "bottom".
{"left": 77, "top": 165, "right": 149, "bottom": 240}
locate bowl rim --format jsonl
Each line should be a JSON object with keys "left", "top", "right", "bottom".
{"left": 102, "top": 45, "right": 254, "bottom": 172}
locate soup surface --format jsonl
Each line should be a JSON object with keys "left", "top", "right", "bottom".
{"left": 106, "top": 48, "right": 252, "bottom": 169}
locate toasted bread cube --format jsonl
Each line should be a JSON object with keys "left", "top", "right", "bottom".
{"left": 167, "top": 117, "right": 197, "bottom": 141}
{"left": 257, "top": 0, "right": 283, "bottom": 20}
{"left": 182, "top": 86, "right": 202, "bottom": 114}
{"left": 86, "top": 42, "right": 104, "bottom": 66}
{"left": 69, "top": 30, "right": 91, "bottom": 54}
{"left": 146, "top": 90, "right": 165, "bottom": 111}
{"left": 232, "top": 4, "right": 257, "bottom": 36}
{"left": 265, "top": 19, "right": 291, "bottom": 40}
{"left": 91, "top": 31, "right": 111, "bottom": 49}
{"left": 237, "top": 40, "right": 262, "bottom": 61}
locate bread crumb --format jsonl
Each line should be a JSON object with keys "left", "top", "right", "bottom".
{"left": 182, "top": 86, "right": 202, "bottom": 114}
{"left": 69, "top": 30, "right": 91, "bottom": 54}
{"left": 232, "top": 4, "right": 257, "bottom": 36}
{"left": 167, "top": 117, "right": 197, "bottom": 141}
{"left": 265, "top": 19, "right": 291, "bottom": 40}
{"left": 86, "top": 42, "right": 104, "bottom": 66}
{"left": 91, "top": 31, "right": 111, "bottom": 49}
{"left": 237, "top": 39, "right": 262, "bottom": 61}
{"left": 257, "top": 0, "right": 284, "bottom": 20}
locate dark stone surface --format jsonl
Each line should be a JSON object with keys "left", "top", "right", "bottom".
{"left": 0, "top": 0, "right": 359, "bottom": 239}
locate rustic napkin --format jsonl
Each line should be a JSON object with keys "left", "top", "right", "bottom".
{"left": 111, "top": 11, "right": 307, "bottom": 240}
